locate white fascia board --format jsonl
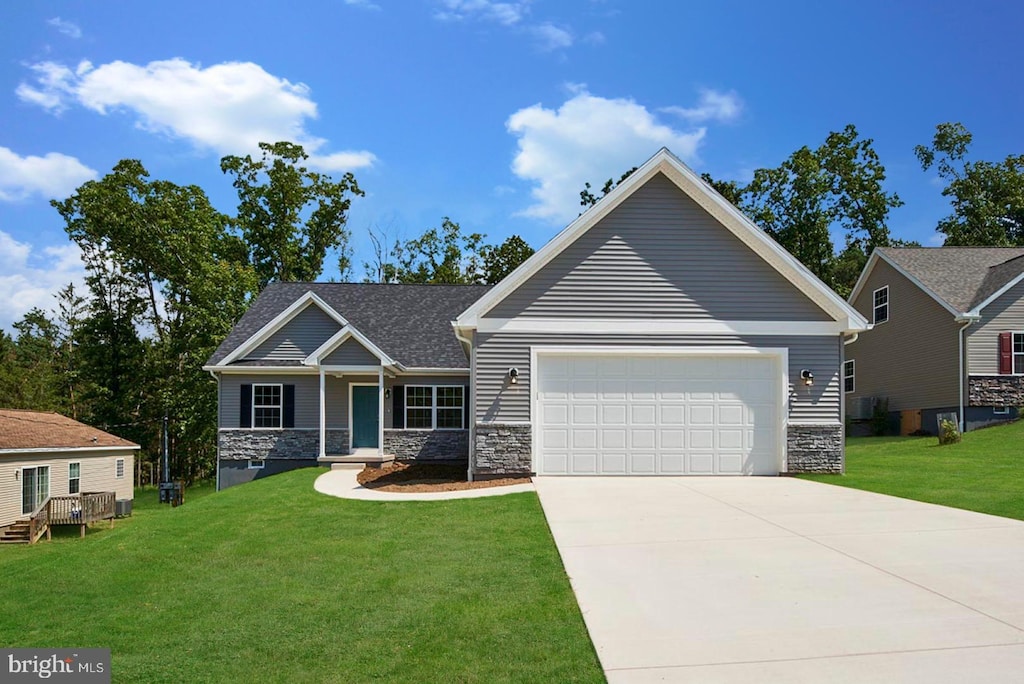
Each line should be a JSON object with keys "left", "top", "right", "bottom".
{"left": 0, "top": 445, "right": 139, "bottom": 455}
{"left": 966, "top": 271, "right": 1024, "bottom": 317}
{"left": 303, "top": 324, "right": 395, "bottom": 367}
{"left": 847, "top": 250, "right": 880, "bottom": 305}
{"left": 399, "top": 367, "right": 471, "bottom": 375}
{"left": 861, "top": 251, "right": 964, "bottom": 319}
{"left": 202, "top": 365, "right": 321, "bottom": 374}
{"left": 456, "top": 148, "right": 869, "bottom": 332}
{"left": 477, "top": 318, "right": 847, "bottom": 336}
{"left": 218, "top": 291, "right": 349, "bottom": 366}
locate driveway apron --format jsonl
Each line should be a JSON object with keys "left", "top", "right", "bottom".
{"left": 534, "top": 476, "right": 1024, "bottom": 683}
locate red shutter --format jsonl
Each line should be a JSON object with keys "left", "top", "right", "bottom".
{"left": 999, "top": 332, "right": 1013, "bottom": 374}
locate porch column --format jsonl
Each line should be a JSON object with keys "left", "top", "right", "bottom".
{"left": 378, "top": 366, "right": 385, "bottom": 457}
{"left": 319, "top": 366, "right": 326, "bottom": 458}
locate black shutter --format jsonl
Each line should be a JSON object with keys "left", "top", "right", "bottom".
{"left": 463, "top": 385, "right": 470, "bottom": 429}
{"left": 240, "top": 384, "right": 252, "bottom": 428}
{"left": 283, "top": 384, "right": 295, "bottom": 428}
{"left": 392, "top": 385, "right": 404, "bottom": 429}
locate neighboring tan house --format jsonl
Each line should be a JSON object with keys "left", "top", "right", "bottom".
{"left": 205, "top": 148, "right": 869, "bottom": 488}
{"left": 0, "top": 409, "right": 137, "bottom": 538}
{"left": 846, "top": 247, "right": 1024, "bottom": 434}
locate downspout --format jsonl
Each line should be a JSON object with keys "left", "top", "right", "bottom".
{"left": 958, "top": 319, "right": 974, "bottom": 433}
{"left": 453, "top": 324, "right": 475, "bottom": 482}
{"left": 209, "top": 370, "right": 221, "bottom": 492}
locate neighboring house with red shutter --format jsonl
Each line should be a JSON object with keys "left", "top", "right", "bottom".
{"left": 845, "top": 247, "right": 1024, "bottom": 435}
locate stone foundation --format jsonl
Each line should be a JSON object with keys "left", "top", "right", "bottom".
{"left": 787, "top": 424, "right": 843, "bottom": 473}
{"left": 218, "top": 429, "right": 348, "bottom": 460}
{"left": 383, "top": 430, "right": 468, "bottom": 461}
{"left": 969, "top": 376, "right": 1024, "bottom": 407}
{"left": 473, "top": 423, "right": 532, "bottom": 475}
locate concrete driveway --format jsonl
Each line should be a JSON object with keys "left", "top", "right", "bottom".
{"left": 534, "top": 476, "right": 1024, "bottom": 683}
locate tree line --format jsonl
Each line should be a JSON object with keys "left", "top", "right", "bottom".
{"left": 1, "top": 121, "right": 1020, "bottom": 480}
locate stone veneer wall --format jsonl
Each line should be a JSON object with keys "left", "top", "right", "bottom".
{"left": 384, "top": 430, "right": 468, "bottom": 461}
{"left": 473, "top": 423, "right": 532, "bottom": 475}
{"left": 218, "top": 429, "right": 349, "bottom": 460}
{"left": 786, "top": 424, "right": 843, "bottom": 473}
{"left": 969, "top": 376, "right": 1024, "bottom": 407}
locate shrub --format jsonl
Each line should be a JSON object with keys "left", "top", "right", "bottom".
{"left": 871, "top": 398, "right": 890, "bottom": 436}
{"left": 938, "top": 418, "right": 962, "bottom": 445}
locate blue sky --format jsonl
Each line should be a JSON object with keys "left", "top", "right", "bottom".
{"left": 1, "top": 0, "right": 1021, "bottom": 329}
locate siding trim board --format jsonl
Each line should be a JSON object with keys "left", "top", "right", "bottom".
{"left": 457, "top": 149, "right": 868, "bottom": 333}
{"left": 305, "top": 325, "right": 395, "bottom": 367}
{"left": 478, "top": 318, "right": 847, "bottom": 335}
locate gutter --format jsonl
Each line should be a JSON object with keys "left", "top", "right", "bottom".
{"left": 955, "top": 314, "right": 981, "bottom": 433}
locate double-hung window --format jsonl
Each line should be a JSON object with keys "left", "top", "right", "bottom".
{"left": 68, "top": 462, "right": 81, "bottom": 495}
{"left": 873, "top": 286, "right": 889, "bottom": 324}
{"left": 253, "top": 384, "right": 283, "bottom": 429}
{"left": 1014, "top": 333, "right": 1024, "bottom": 374}
{"left": 843, "top": 360, "right": 855, "bottom": 393}
{"left": 405, "top": 386, "right": 464, "bottom": 430}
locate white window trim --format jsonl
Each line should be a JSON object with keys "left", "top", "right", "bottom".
{"left": 20, "top": 464, "right": 51, "bottom": 514}
{"left": 115, "top": 458, "right": 125, "bottom": 479}
{"left": 248, "top": 459, "right": 266, "bottom": 469}
{"left": 252, "top": 382, "right": 284, "bottom": 430}
{"left": 872, "top": 286, "right": 889, "bottom": 325}
{"left": 405, "top": 385, "right": 465, "bottom": 431}
{"left": 993, "top": 406, "right": 1011, "bottom": 415}
{"left": 69, "top": 461, "right": 81, "bottom": 495}
{"left": 1011, "top": 332, "right": 1024, "bottom": 376}
{"left": 843, "top": 359, "right": 855, "bottom": 394}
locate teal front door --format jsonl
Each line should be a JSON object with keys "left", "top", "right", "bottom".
{"left": 352, "top": 385, "right": 380, "bottom": 448}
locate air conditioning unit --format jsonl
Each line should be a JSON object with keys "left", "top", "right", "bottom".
{"left": 847, "top": 397, "right": 875, "bottom": 420}
{"left": 115, "top": 499, "right": 133, "bottom": 518}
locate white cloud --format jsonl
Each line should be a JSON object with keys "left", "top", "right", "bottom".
{"left": 0, "top": 147, "right": 97, "bottom": 202}
{"left": 0, "top": 232, "right": 87, "bottom": 330}
{"left": 507, "top": 87, "right": 711, "bottom": 223}
{"left": 344, "top": 0, "right": 382, "bottom": 9}
{"left": 531, "top": 23, "right": 573, "bottom": 51}
{"left": 660, "top": 88, "right": 743, "bottom": 123}
{"left": 17, "top": 58, "right": 376, "bottom": 172}
{"left": 47, "top": 17, "right": 82, "bottom": 39}
{"left": 434, "top": 0, "right": 529, "bottom": 25}
{"left": 583, "top": 31, "right": 606, "bottom": 45}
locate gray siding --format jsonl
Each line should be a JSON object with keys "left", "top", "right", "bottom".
{"left": 474, "top": 332, "right": 841, "bottom": 424}
{"left": 486, "top": 173, "right": 829, "bottom": 321}
{"left": 218, "top": 372, "right": 470, "bottom": 430}
{"left": 846, "top": 259, "right": 961, "bottom": 411}
{"left": 323, "top": 337, "right": 380, "bottom": 365}
{"left": 245, "top": 305, "right": 340, "bottom": 361}
{"left": 967, "top": 279, "right": 1024, "bottom": 375}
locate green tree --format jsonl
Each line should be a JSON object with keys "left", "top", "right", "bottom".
{"left": 392, "top": 218, "right": 486, "bottom": 284}
{"left": 579, "top": 167, "right": 639, "bottom": 210}
{"left": 9, "top": 308, "right": 64, "bottom": 411}
{"left": 221, "top": 141, "right": 364, "bottom": 288}
{"left": 915, "top": 122, "right": 1024, "bottom": 246}
{"left": 481, "top": 235, "right": 534, "bottom": 284}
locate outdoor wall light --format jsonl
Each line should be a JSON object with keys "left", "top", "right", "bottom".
{"left": 508, "top": 367, "right": 520, "bottom": 385}
{"left": 800, "top": 369, "right": 814, "bottom": 386}
{"left": 384, "top": 388, "right": 391, "bottom": 399}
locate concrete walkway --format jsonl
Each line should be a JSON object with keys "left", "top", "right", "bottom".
{"left": 534, "top": 476, "right": 1024, "bottom": 683}
{"left": 314, "top": 467, "right": 534, "bottom": 501}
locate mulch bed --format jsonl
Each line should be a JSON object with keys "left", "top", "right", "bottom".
{"left": 356, "top": 462, "right": 531, "bottom": 493}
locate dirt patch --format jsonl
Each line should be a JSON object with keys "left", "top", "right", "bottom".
{"left": 356, "top": 462, "right": 530, "bottom": 493}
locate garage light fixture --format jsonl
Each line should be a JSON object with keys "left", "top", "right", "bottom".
{"left": 800, "top": 369, "right": 814, "bottom": 386}
{"left": 508, "top": 367, "right": 519, "bottom": 385}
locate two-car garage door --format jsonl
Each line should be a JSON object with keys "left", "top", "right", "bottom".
{"left": 536, "top": 352, "right": 782, "bottom": 475}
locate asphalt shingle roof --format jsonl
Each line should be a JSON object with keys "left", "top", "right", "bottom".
{"left": 0, "top": 410, "right": 138, "bottom": 451}
{"left": 207, "top": 283, "right": 492, "bottom": 369}
{"left": 877, "top": 247, "right": 1024, "bottom": 312}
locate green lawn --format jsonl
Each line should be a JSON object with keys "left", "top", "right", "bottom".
{"left": 0, "top": 470, "right": 602, "bottom": 683}
{"left": 801, "top": 419, "right": 1024, "bottom": 520}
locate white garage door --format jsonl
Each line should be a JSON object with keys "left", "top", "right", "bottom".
{"left": 536, "top": 353, "right": 781, "bottom": 475}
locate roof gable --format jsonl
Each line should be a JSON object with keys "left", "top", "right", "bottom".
{"left": 456, "top": 148, "right": 867, "bottom": 332}
{"left": 849, "top": 247, "right": 1024, "bottom": 318}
